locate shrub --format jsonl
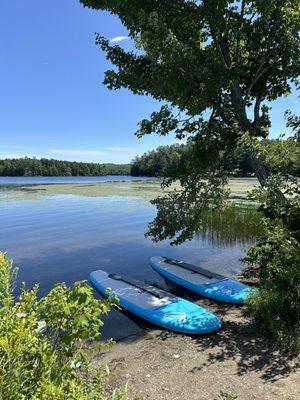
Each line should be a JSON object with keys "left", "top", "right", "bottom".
{"left": 244, "top": 172, "right": 300, "bottom": 353}
{"left": 245, "top": 221, "right": 300, "bottom": 353}
{"left": 0, "top": 252, "right": 127, "bottom": 400}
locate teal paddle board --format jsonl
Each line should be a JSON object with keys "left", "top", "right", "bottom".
{"left": 150, "top": 256, "right": 253, "bottom": 304}
{"left": 90, "top": 269, "right": 221, "bottom": 335}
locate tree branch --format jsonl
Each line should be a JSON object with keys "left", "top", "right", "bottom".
{"left": 246, "top": 64, "right": 272, "bottom": 98}
{"left": 236, "top": 0, "right": 246, "bottom": 63}
{"left": 253, "top": 96, "right": 262, "bottom": 129}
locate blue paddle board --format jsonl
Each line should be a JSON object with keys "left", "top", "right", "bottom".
{"left": 90, "top": 269, "right": 221, "bottom": 335}
{"left": 150, "top": 256, "right": 253, "bottom": 304}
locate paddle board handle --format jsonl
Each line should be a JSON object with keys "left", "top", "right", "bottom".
{"left": 108, "top": 273, "right": 165, "bottom": 299}
{"left": 162, "top": 257, "right": 226, "bottom": 280}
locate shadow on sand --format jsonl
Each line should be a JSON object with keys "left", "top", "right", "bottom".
{"left": 153, "top": 299, "right": 299, "bottom": 383}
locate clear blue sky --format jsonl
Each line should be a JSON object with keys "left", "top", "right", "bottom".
{"left": 0, "top": 1, "right": 298, "bottom": 163}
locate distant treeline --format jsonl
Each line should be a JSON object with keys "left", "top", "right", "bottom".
{"left": 131, "top": 139, "right": 300, "bottom": 177}
{"left": 131, "top": 144, "right": 185, "bottom": 177}
{"left": 2, "top": 137, "right": 299, "bottom": 177}
{"left": 0, "top": 158, "right": 131, "bottom": 176}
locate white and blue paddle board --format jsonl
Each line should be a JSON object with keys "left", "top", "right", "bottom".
{"left": 90, "top": 269, "right": 221, "bottom": 335}
{"left": 150, "top": 257, "right": 253, "bottom": 304}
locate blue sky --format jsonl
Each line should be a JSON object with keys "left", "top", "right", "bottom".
{"left": 0, "top": 1, "right": 298, "bottom": 163}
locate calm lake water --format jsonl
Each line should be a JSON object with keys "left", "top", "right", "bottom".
{"left": 0, "top": 175, "right": 152, "bottom": 185}
{"left": 0, "top": 176, "right": 258, "bottom": 340}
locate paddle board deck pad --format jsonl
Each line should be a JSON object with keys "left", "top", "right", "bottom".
{"left": 150, "top": 257, "right": 253, "bottom": 304}
{"left": 90, "top": 270, "right": 221, "bottom": 334}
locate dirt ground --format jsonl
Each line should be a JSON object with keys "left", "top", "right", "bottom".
{"left": 91, "top": 299, "right": 299, "bottom": 400}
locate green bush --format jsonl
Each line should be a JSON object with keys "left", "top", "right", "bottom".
{"left": 0, "top": 252, "right": 127, "bottom": 400}
{"left": 245, "top": 221, "right": 300, "bottom": 353}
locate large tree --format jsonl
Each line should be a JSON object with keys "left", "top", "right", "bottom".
{"left": 80, "top": 0, "right": 299, "bottom": 243}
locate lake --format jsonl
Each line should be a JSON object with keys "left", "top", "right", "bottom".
{"left": 0, "top": 175, "right": 152, "bottom": 185}
{"left": 0, "top": 176, "right": 259, "bottom": 340}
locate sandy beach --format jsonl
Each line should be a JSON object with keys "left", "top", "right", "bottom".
{"left": 92, "top": 297, "right": 299, "bottom": 400}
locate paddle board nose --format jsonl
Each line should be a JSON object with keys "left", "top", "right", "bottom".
{"left": 152, "top": 299, "right": 222, "bottom": 334}
{"left": 201, "top": 279, "right": 254, "bottom": 304}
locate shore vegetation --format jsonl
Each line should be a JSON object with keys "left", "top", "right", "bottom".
{"left": 0, "top": 252, "right": 127, "bottom": 400}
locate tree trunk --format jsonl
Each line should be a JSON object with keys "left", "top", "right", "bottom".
{"left": 229, "top": 80, "right": 287, "bottom": 202}
{"left": 247, "top": 151, "right": 287, "bottom": 202}
{"left": 248, "top": 152, "right": 268, "bottom": 186}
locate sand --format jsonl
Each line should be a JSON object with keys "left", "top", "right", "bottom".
{"left": 91, "top": 298, "right": 299, "bottom": 400}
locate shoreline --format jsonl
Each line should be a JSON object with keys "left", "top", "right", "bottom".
{"left": 92, "top": 271, "right": 298, "bottom": 400}
{"left": 93, "top": 298, "right": 299, "bottom": 400}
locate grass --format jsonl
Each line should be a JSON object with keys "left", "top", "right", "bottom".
{"left": 220, "top": 391, "right": 238, "bottom": 400}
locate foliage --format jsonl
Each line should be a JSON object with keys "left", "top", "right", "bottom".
{"left": 131, "top": 139, "right": 300, "bottom": 178}
{"left": 146, "top": 175, "right": 229, "bottom": 245}
{"left": 131, "top": 144, "right": 186, "bottom": 177}
{"left": 0, "top": 157, "right": 131, "bottom": 177}
{"left": 245, "top": 220, "right": 300, "bottom": 352}
{"left": 250, "top": 174, "right": 300, "bottom": 240}
{"left": 286, "top": 109, "right": 300, "bottom": 141}
{"left": 103, "top": 163, "right": 131, "bottom": 176}
{"left": 257, "top": 137, "right": 300, "bottom": 177}
{"left": 0, "top": 252, "right": 127, "bottom": 400}
{"left": 244, "top": 174, "right": 300, "bottom": 352}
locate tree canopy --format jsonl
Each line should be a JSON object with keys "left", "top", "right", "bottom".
{"left": 80, "top": 0, "right": 300, "bottom": 243}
